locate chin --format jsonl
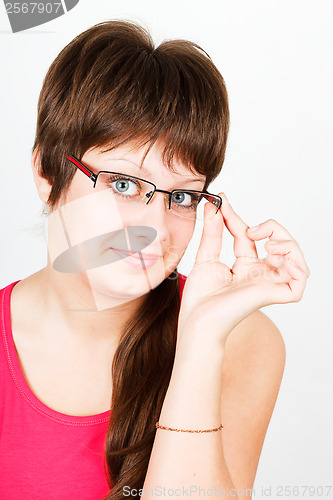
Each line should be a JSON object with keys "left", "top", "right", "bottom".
{"left": 85, "top": 266, "right": 165, "bottom": 305}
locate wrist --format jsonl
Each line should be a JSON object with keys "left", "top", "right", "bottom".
{"left": 177, "top": 307, "right": 233, "bottom": 354}
{"left": 175, "top": 325, "right": 227, "bottom": 363}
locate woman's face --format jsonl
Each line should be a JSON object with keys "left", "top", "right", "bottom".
{"left": 46, "top": 139, "right": 206, "bottom": 310}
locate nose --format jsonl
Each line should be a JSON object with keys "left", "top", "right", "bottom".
{"left": 140, "top": 190, "right": 170, "bottom": 242}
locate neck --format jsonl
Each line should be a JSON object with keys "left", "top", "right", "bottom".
{"left": 15, "top": 264, "right": 147, "bottom": 348}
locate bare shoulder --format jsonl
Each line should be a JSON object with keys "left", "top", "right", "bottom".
{"left": 223, "top": 310, "right": 286, "bottom": 376}
{"left": 221, "top": 310, "right": 286, "bottom": 494}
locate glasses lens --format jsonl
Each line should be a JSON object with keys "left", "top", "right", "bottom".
{"left": 96, "top": 174, "right": 220, "bottom": 221}
{"left": 96, "top": 172, "right": 154, "bottom": 205}
{"left": 170, "top": 191, "right": 220, "bottom": 221}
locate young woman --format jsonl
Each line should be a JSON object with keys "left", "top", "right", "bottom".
{"left": 0, "top": 20, "right": 309, "bottom": 500}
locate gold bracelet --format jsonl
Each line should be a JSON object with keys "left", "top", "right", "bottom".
{"left": 155, "top": 421, "right": 223, "bottom": 433}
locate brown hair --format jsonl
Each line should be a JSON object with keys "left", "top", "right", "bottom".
{"left": 32, "top": 19, "right": 230, "bottom": 499}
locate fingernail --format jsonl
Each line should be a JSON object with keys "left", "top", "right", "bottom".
{"left": 268, "top": 240, "right": 279, "bottom": 244}
{"left": 248, "top": 225, "right": 259, "bottom": 232}
{"left": 289, "top": 258, "right": 298, "bottom": 267}
{"left": 222, "top": 192, "right": 228, "bottom": 203}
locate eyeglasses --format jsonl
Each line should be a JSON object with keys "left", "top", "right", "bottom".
{"left": 66, "top": 154, "right": 222, "bottom": 221}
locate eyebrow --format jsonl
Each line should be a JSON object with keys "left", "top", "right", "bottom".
{"left": 104, "top": 157, "right": 205, "bottom": 185}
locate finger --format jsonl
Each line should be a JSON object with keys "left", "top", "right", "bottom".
{"left": 219, "top": 193, "right": 258, "bottom": 259}
{"left": 264, "top": 253, "right": 287, "bottom": 274}
{"left": 195, "top": 200, "right": 224, "bottom": 266}
{"left": 269, "top": 258, "right": 308, "bottom": 304}
{"left": 264, "top": 239, "right": 310, "bottom": 278}
{"left": 247, "top": 218, "right": 296, "bottom": 243}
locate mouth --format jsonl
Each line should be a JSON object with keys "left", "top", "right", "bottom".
{"left": 109, "top": 247, "right": 162, "bottom": 269}
{"left": 110, "top": 248, "right": 161, "bottom": 259}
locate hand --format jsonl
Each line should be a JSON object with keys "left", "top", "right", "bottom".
{"left": 177, "top": 193, "right": 310, "bottom": 348}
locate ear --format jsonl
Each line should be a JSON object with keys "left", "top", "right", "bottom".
{"left": 31, "top": 147, "right": 52, "bottom": 205}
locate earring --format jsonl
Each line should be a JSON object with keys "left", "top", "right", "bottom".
{"left": 41, "top": 203, "right": 50, "bottom": 216}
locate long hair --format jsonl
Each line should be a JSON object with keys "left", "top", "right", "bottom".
{"left": 32, "top": 19, "right": 230, "bottom": 498}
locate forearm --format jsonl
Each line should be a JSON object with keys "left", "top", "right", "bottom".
{"left": 142, "top": 332, "right": 238, "bottom": 499}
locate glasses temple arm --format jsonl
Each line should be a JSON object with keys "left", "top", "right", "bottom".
{"left": 201, "top": 191, "right": 222, "bottom": 211}
{"left": 66, "top": 155, "right": 97, "bottom": 183}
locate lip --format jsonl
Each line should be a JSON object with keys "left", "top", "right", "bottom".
{"left": 110, "top": 247, "right": 161, "bottom": 270}
{"left": 111, "top": 248, "right": 161, "bottom": 259}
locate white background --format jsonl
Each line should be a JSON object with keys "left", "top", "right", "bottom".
{"left": 0, "top": 0, "right": 332, "bottom": 497}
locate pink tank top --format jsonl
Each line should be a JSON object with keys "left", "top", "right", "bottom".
{"left": 0, "top": 273, "right": 187, "bottom": 498}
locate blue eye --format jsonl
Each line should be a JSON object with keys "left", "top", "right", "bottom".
{"left": 106, "top": 175, "right": 141, "bottom": 198}
{"left": 171, "top": 191, "right": 202, "bottom": 210}
{"left": 114, "top": 178, "right": 135, "bottom": 194}
{"left": 172, "top": 191, "right": 191, "bottom": 206}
